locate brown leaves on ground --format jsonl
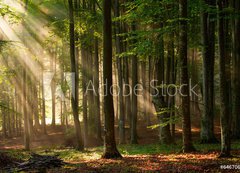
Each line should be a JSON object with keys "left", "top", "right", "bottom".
{"left": 49, "top": 151, "right": 240, "bottom": 173}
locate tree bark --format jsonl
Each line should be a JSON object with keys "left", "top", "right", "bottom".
{"left": 81, "top": 49, "right": 88, "bottom": 146}
{"left": 130, "top": 24, "right": 138, "bottom": 144}
{"left": 23, "top": 68, "right": 30, "bottom": 150}
{"left": 201, "top": 0, "right": 218, "bottom": 143}
{"left": 102, "top": 0, "right": 122, "bottom": 159}
{"left": 231, "top": 0, "right": 240, "bottom": 139}
{"left": 179, "top": 0, "right": 195, "bottom": 152}
{"left": 68, "top": 0, "right": 84, "bottom": 151}
{"left": 218, "top": 0, "right": 231, "bottom": 157}
{"left": 114, "top": 0, "right": 125, "bottom": 144}
{"left": 93, "top": 2, "right": 102, "bottom": 142}
{"left": 51, "top": 51, "right": 56, "bottom": 127}
{"left": 41, "top": 70, "right": 47, "bottom": 135}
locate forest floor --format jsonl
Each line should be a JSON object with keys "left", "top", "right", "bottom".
{"left": 1, "top": 142, "right": 240, "bottom": 172}
{"left": 0, "top": 119, "right": 239, "bottom": 172}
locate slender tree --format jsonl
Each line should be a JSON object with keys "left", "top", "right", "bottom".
{"left": 50, "top": 52, "right": 56, "bottom": 127}
{"left": 201, "top": 0, "right": 217, "bottom": 143}
{"left": 114, "top": 0, "right": 125, "bottom": 145}
{"left": 130, "top": 23, "right": 138, "bottom": 144}
{"left": 22, "top": 0, "right": 30, "bottom": 151}
{"left": 179, "top": 0, "right": 195, "bottom": 152}
{"left": 218, "top": 0, "right": 231, "bottom": 157}
{"left": 93, "top": 2, "right": 102, "bottom": 142}
{"left": 231, "top": 0, "right": 240, "bottom": 139}
{"left": 68, "top": 0, "right": 84, "bottom": 151}
{"left": 41, "top": 70, "right": 47, "bottom": 135}
{"left": 102, "top": 0, "right": 122, "bottom": 159}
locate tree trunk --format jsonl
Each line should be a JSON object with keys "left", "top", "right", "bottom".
{"left": 92, "top": 2, "right": 102, "bottom": 142}
{"left": 33, "top": 84, "right": 40, "bottom": 129}
{"left": 123, "top": 50, "right": 131, "bottom": 134}
{"left": 2, "top": 108, "right": 7, "bottom": 138}
{"left": 114, "top": 0, "right": 125, "bottom": 144}
{"left": 179, "top": 0, "right": 195, "bottom": 153}
{"left": 130, "top": 24, "right": 138, "bottom": 144}
{"left": 218, "top": 0, "right": 231, "bottom": 157}
{"left": 102, "top": 0, "right": 122, "bottom": 159}
{"left": 51, "top": 52, "right": 56, "bottom": 127}
{"left": 94, "top": 38, "right": 102, "bottom": 142}
{"left": 41, "top": 70, "right": 47, "bottom": 135}
{"left": 23, "top": 68, "right": 30, "bottom": 150}
{"left": 231, "top": 0, "right": 240, "bottom": 139}
{"left": 154, "top": 27, "right": 172, "bottom": 144}
{"left": 201, "top": 0, "right": 218, "bottom": 143}
{"left": 141, "top": 61, "right": 148, "bottom": 125}
{"left": 87, "top": 50, "right": 96, "bottom": 137}
{"left": 68, "top": 0, "right": 84, "bottom": 151}
{"left": 81, "top": 48, "right": 88, "bottom": 146}
{"left": 169, "top": 33, "right": 176, "bottom": 142}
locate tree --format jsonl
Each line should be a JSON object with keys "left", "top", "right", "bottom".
{"left": 179, "top": 0, "right": 195, "bottom": 153}
{"left": 23, "top": 68, "right": 30, "bottom": 150}
{"left": 22, "top": 0, "right": 30, "bottom": 151}
{"left": 81, "top": 48, "right": 88, "bottom": 146}
{"left": 93, "top": 2, "right": 102, "bottom": 142}
{"left": 102, "top": 0, "right": 122, "bottom": 159}
{"left": 130, "top": 27, "right": 138, "bottom": 145}
{"left": 50, "top": 51, "right": 56, "bottom": 127}
{"left": 68, "top": 0, "right": 84, "bottom": 151}
{"left": 153, "top": 29, "right": 172, "bottom": 145}
{"left": 201, "top": 0, "right": 218, "bottom": 143}
{"left": 231, "top": 0, "right": 240, "bottom": 139}
{"left": 114, "top": 0, "right": 125, "bottom": 144}
{"left": 41, "top": 70, "right": 47, "bottom": 135}
{"left": 33, "top": 83, "right": 40, "bottom": 129}
{"left": 218, "top": 0, "right": 231, "bottom": 157}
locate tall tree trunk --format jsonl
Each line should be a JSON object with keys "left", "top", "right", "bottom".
{"left": 22, "top": 0, "right": 30, "bottom": 150}
{"left": 87, "top": 50, "right": 95, "bottom": 137}
{"left": 15, "top": 89, "right": 19, "bottom": 136}
{"left": 12, "top": 93, "right": 16, "bottom": 136}
{"left": 169, "top": 32, "right": 176, "bottom": 142}
{"left": 153, "top": 28, "right": 172, "bottom": 144}
{"left": 179, "top": 0, "right": 195, "bottom": 153}
{"left": 33, "top": 84, "right": 40, "bottom": 129}
{"left": 2, "top": 108, "right": 7, "bottom": 138}
{"left": 23, "top": 68, "right": 30, "bottom": 150}
{"left": 68, "top": 0, "right": 84, "bottom": 151}
{"left": 7, "top": 94, "right": 11, "bottom": 137}
{"left": 51, "top": 52, "right": 56, "bottom": 127}
{"left": 201, "top": 0, "right": 218, "bottom": 143}
{"left": 231, "top": 0, "right": 240, "bottom": 139}
{"left": 102, "top": 0, "right": 122, "bottom": 159}
{"left": 94, "top": 38, "right": 102, "bottom": 141}
{"left": 28, "top": 76, "right": 34, "bottom": 139}
{"left": 130, "top": 24, "right": 138, "bottom": 144}
{"left": 81, "top": 48, "right": 88, "bottom": 146}
{"left": 123, "top": 57, "right": 131, "bottom": 129}
{"left": 218, "top": 0, "right": 231, "bottom": 157}
{"left": 148, "top": 57, "right": 153, "bottom": 125}
{"left": 141, "top": 61, "right": 148, "bottom": 125}
{"left": 114, "top": 0, "right": 125, "bottom": 144}
{"left": 80, "top": 0, "right": 88, "bottom": 147}
{"left": 92, "top": 1, "right": 102, "bottom": 142}
{"left": 41, "top": 70, "right": 47, "bottom": 135}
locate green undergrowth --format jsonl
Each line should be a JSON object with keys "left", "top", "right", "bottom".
{"left": 4, "top": 140, "right": 240, "bottom": 163}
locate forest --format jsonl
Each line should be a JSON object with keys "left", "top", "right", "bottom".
{"left": 0, "top": 0, "right": 240, "bottom": 172}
